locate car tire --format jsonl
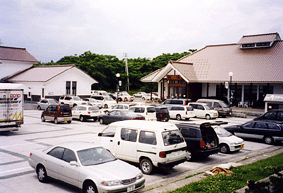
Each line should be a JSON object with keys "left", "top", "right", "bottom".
{"left": 67, "top": 120, "right": 72, "bottom": 124}
{"left": 185, "top": 118, "right": 190, "bottom": 121}
{"left": 37, "top": 165, "right": 48, "bottom": 183}
{"left": 41, "top": 116, "right": 45, "bottom": 122}
{"left": 93, "top": 117, "right": 97, "bottom": 122}
{"left": 220, "top": 144, "right": 230, "bottom": 154}
{"left": 142, "top": 97, "right": 145, "bottom": 100}
{"left": 99, "top": 118, "right": 104, "bottom": 124}
{"left": 54, "top": 118, "right": 58, "bottom": 124}
{"left": 264, "top": 136, "right": 274, "bottom": 145}
{"left": 176, "top": 114, "right": 182, "bottom": 121}
{"left": 80, "top": 116, "right": 85, "bottom": 122}
{"left": 104, "top": 104, "right": 108, "bottom": 108}
{"left": 83, "top": 181, "right": 98, "bottom": 193}
{"left": 205, "top": 114, "right": 211, "bottom": 120}
{"left": 140, "top": 158, "right": 153, "bottom": 174}
{"left": 37, "top": 106, "right": 41, "bottom": 110}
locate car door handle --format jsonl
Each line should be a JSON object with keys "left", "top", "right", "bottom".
{"left": 110, "top": 140, "right": 113, "bottom": 142}
{"left": 118, "top": 141, "right": 120, "bottom": 145}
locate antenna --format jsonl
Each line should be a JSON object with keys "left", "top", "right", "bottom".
{"left": 124, "top": 53, "right": 130, "bottom": 91}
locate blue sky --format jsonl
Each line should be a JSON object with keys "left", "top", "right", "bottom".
{"left": 1, "top": 0, "right": 283, "bottom": 63}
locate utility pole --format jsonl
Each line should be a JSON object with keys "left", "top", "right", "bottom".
{"left": 124, "top": 53, "right": 130, "bottom": 91}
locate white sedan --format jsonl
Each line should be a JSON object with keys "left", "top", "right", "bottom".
{"left": 29, "top": 142, "right": 145, "bottom": 193}
{"left": 214, "top": 127, "right": 244, "bottom": 153}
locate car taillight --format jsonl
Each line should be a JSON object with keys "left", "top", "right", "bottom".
{"left": 58, "top": 106, "right": 60, "bottom": 112}
{"left": 159, "top": 151, "right": 166, "bottom": 158}
{"left": 30, "top": 153, "right": 32, "bottom": 157}
{"left": 186, "top": 111, "right": 187, "bottom": 115}
{"left": 200, "top": 140, "right": 206, "bottom": 149}
{"left": 159, "top": 114, "right": 163, "bottom": 117}
{"left": 88, "top": 111, "right": 90, "bottom": 114}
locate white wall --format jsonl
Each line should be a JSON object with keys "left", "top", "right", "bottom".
{"left": 0, "top": 60, "right": 34, "bottom": 79}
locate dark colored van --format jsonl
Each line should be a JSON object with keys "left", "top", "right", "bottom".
{"left": 176, "top": 122, "right": 219, "bottom": 160}
{"left": 41, "top": 104, "right": 72, "bottom": 124}
{"left": 155, "top": 106, "right": 170, "bottom": 122}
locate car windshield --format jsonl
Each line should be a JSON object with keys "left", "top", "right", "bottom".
{"left": 214, "top": 127, "right": 232, "bottom": 137}
{"left": 89, "top": 106, "right": 99, "bottom": 111}
{"left": 77, "top": 147, "right": 116, "bottom": 166}
{"left": 122, "top": 111, "right": 136, "bottom": 115}
{"left": 204, "top": 105, "right": 212, "bottom": 110}
{"left": 104, "top": 96, "right": 114, "bottom": 101}
{"left": 162, "top": 129, "right": 184, "bottom": 146}
{"left": 49, "top": 100, "right": 58, "bottom": 104}
{"left": 73, "top": 97, "right": 81, "bottom": 101}
{"left": 219, "top": 101, "right": 229, "bottom": 108}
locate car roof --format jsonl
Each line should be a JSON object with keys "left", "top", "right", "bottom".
{"left": 109, "top": 120, "right": 178, "bottom": 131}
{"left": 189, "top": 102, "right": 208, "bottom": 105}
{"left": 197, "top": 99, "right": 224, "bottom": 102}
{"left": 54, "top": 141, "right": 100, "bottom": 151}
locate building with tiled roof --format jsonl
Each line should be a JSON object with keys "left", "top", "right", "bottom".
{"left": 141, "top": 32, "right": 283, "bottom": 108}
{"left": 7, "top": 65, "right": 98, "bottom": 101}
{"left": 0, "top": 46, "right": 39, "bottom": 81}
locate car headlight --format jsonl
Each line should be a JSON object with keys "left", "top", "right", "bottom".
{"left": 230, "top": 143, "right": 236, "bottom": 146}
{"left": 101, "top": 180, "right": 122, "bottom": 186}
{"left": 136, "top": 172, "right": 143, "bottom": 180}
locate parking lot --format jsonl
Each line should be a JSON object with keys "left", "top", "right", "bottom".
{"left": 0, "top": 109, "right": 282, "bottom": 193}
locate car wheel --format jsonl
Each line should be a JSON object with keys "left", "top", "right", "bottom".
{"left": 41, "top": 116, "right": 45, "bottom": 122}
{"left": 37, "top": 106, "right": 41, "bottom": 110}
{"left": 264, "top": 136, "right": 274, "bottom": 145}
{"left": 142, "top": 97, "right": 145, "bottom": 100}
{"left": 185, "top": 118, "right": 190, "bottom": 121}
{"left": 220, "top": 144, "right": 230, "bottom": 154}
{"left": 54, "top": 118, "right": 58, "bottom": 124}
{"left": 83, "top": 181, "right": 98, "bottom": 193}
{"left": 99, "top": 118, "right": 104, "bottom": 124}
{"left": 140, "top": 158, "right": 153, "bottom": 174}
{"left": 67, "top": 120, "right": 72, "bottom": 124}
{"left": 80, "top": 116, "right": 85, "bottom": 122}
{"left": 176, "top": 114, "right": 182, "bottom": 121}
{"left": 93, "top": 117, "right": 97, "bottom": 122}
{"left": 104, "top": 104, "right": 108, "bottom": 108}
{"left": 205, "top": 114, "right": 211, "bottom": 120}
{"left": 37, "top": 165, "right": 48, "bottom": 183}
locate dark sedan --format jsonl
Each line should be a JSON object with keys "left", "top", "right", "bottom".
{"left": 99, "top": 110, "right": 145, "bottom": 124}
{"left": 225, "top": 120, "right": 283, "bottom": 144}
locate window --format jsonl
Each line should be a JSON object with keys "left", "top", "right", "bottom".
{"left": 72, "top": 81, "right": 77, "bottom": 96}
{"left": 162, "top": 130, "right": 184, "bottom": 146}
{"left": 277, "top": 112, "right": 283, "bottom": 121}
{"left": 264, "top": 112, "right": 277, "bottom": 120}
{"left": 267, "top": 123, "right": 280, "bottom": 131}
{"left": 139, "top": 131, "right": 156, "bottom": 145}
{"left": 100, "top": 126, "right": 116, "bottom": 137}
{"left": 66, "top": 81, "right": 71, "bottom": 95}
{"left": 214, "top": 102, "right": 221, "bottom": 108}
{"left": 186, "top": 106, "right": 193, "bottom": 111}
{"left": 62, "top": 148, "right": 77, "bottom": 162}
{"left": 147, "top": 107, "right": 155, "bottom": 113}
{"left": 121, "top": 128, "right": 137, "bottom": 142}
{"left": 42, "top": 88, "right": 44, "bottom": 98}
{"left": 254, "top": 122, "right": 267, "bottom": 129}
{"left": 65, "top": 96, "right": 71, "bottom": 100}
{"left": 197, "top": 105, "right": 204, "bottom": 110}
{"left": 243, "top": 121, "right": 255, "bottom": 128}
{"left": 48, "top": 147, "right": 64, "bottom": 159}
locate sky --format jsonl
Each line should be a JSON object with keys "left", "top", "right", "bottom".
{"left": 1, "top": 0, "right": 283, "bottom": 63}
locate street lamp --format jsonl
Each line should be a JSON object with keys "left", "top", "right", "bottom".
{"left": 116, "top": 73, "right": 120, "bottom": 103}
{"left": 228, "top": 72, "right": 233, "bottom": 106}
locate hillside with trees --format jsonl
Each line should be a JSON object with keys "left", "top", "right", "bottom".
{"left": 35, "top": 49, "right": 196, "bottom": 93}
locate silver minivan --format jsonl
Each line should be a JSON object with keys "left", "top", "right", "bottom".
{"left": 196, "top": 99, "right": 232, "bottom": 117}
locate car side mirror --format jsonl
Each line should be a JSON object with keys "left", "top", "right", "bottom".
{"left": 98, "top": 133, "right": 102, "bottom": 136}
{"left": 70, "top": 161, "right": 78, "bottom": 166}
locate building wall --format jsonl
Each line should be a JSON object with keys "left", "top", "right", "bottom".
{"left": 0, "top": 60, "right": 34, "bottom": 80}
{"left": 201, "top": 83, "right": 217, "bottom": 98}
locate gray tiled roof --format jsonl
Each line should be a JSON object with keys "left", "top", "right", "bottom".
{"left": 0, "top": 46, "right": 38, "bottom": 62}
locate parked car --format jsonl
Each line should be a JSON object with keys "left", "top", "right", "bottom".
{"left": 168, "top": 105, "right": 195, "bottom": 120}
{"left": 133, "top": 92, "right": 147, "bottom": 99}
{"left": 72, "top": 105, "right": 100, "bottom": 122}
{"left": 254, "top": 109, "right": 283, "bottom": 121}
{"left": 41, "top": 104, "right": 72, "bottom": 124}
{"left": 114, "top": 91, "right": 134, "bottom": 102}
{"left": 196, "top": 99, "right": 232, "bottom": 117}
{"left": 213, "top": 126, "right": 244, "bottom": 153}
{"left": 28, "top": 141, "right": 145, "bottom": 193}
{"left": 37, "top": 99, "right": 58, "bottom": 110}
{"left": 162, "top": 98, "right": 192, "bottom": 106}
{"left": 189, "top": 102, "right": 218, "bottom": 119}
{"left": 129, "top": 106, "right": 157, "bottom": 121}
{"left": 98, "top": 110, "right": 145, "bottom": 124}
{"left": 59, "top": 95, "right": 87, "bottom": 107}
{"left": 91, "top": 95, "right": 116, "bottom": 108}
{"left": 91, "top": 90, "right": 108, "bottom": 96}
{"left": 97, "top": 120, "right": 188, "bottom": 174}
{"left": 82, "top": 98, "right": 103, "bottom": 108}
{"left": 224, "top": 120, "right": 283, "bottom": 144}
{"left": 155, "top": 106, "right": 170, "bottom": 122}
{"left": 176, "top": 123, "right": 219, "bottom": 160}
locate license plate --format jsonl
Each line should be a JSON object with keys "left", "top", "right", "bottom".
{"left": 64, "top": 118, "right": 67, "bottom": 121}
{"left": 127, "top": 185, "right": 135, "bottom": 192}
{"left": 240, "top": 144, "right": 244, "bottom": 149}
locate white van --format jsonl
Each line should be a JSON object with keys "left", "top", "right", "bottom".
{"left": 97, "top": 120, "right": 188, "bottom": 174}
{"left": 129, "top": 106, "right": 157, "bottom": 121}
{"left": 189, "top": 102, "right": 218, "bottom": 119}
{"left": 168, "top": 105, "right": 195, "bottom": 120}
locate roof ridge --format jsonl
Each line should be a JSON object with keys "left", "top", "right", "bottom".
{"left": 0, "top": 46, "right": 26, "bottom": 50}
{"left": 242, "top": 32, "right": 279, "bottom": 38}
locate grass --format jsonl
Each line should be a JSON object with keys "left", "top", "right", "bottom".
{"left": 167, "top": 152, "right": 283, "bottom": 193}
